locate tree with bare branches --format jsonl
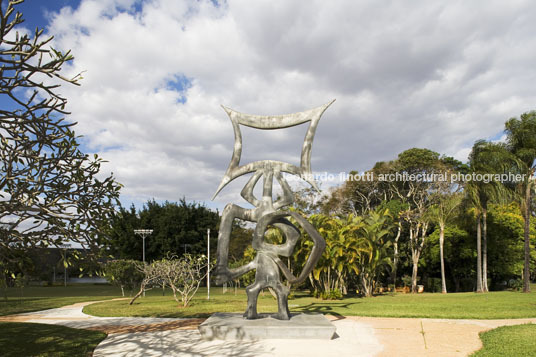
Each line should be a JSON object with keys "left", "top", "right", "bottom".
{"left": 129, "top": 255, "right": 210, "bottom": 307}
{"left": 0, "top": 0, "right": 121, "bottom": 268}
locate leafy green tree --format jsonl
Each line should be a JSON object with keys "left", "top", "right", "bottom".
{"left": 228, "top": 222, "right": 253, "bottom": 262}
{"left": 229, "top": 246, "right": 256, "bottom": 288}
{"left": 429, "top": 187, "right": 462, "bottom": 293}
{"left": 426, "top": 224, "right": 473, "bottom": 292}
{"left": 292, "top": 186, "right": 324, "bottom": 215}
{"left": 298, "top": 214, "right": 361, "bottom": 297}
{"left": 486, "top": 203, "right": 528, "bottom": 284}
{"left": 103, "top": 205, "right": 139, "bottom": 259}
{"left": 394, "top": 148, "right": 441, "bottom": 293}
{"left": 505, "top": 111, "right": 536, "bottom": 292}
{"left": 106, "top": 199, "right": 219, "bottom": 261}
{"left": 378, "top": 199, "right": 408, "bottom": 287}
{"left": 293, "top": 210, "right": 394, "bottom": 298}
{"left": 354, "top": 209, "right": 395, "bottom": 297}
{"left": 325, "top": 160, "right": 406, "bottom": 217}
{"left": 467, "top": 140, "right": 512, "bottom": 292}
{"left": 0, "top": 0, "right": 121, "bottom": 266}
{"left": 308, "top": 214, "right": 349, "bottom": 296}
{"left": 104, "top": 260, "right": 144, "bottom": 296}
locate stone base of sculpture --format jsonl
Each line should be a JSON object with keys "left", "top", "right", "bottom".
{"left": 198, "top": 313, "right": 336, "bottom": 340}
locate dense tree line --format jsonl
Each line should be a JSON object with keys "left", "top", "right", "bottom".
{"left": 104, "top": 199, "right": 219, "bottom": 261}
{"left": 311, "top": 111, "right": 536, "bottom": 294}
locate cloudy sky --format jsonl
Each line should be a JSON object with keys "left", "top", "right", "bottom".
{"left": 15, "top": 0, "right": 536, "bottom": 210}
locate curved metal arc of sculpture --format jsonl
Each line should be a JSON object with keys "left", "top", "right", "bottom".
{"left": 253, "top": 211, "right": 326, "bottom": 285}
{"left": 211, "top": 99, "right": 335, "bottom": 200}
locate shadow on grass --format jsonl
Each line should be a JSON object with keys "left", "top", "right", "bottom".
{"left": 293, "top": 301, "right": 360, "bottom": 321}
{"left": 0, "top": 298, "right": 57, "bottom": 316}
{"left": 0, "top": 322, "right": 106, "bottom": 357}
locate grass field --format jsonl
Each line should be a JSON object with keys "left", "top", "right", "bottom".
{"left": 0, "top": 322, "right": 107, "bottom": 357}
{"left": 1, "top": 284, "right": 535, "bottom": 356}
{"left": 471, "top": 323, "right": 536, "bottom": 356}
{"left": 0, "top": 284, "right": 121, "bottom": 316}
{"left": 84, "top": 285, "right": 536, "bottom": 320}
{"left": 2, "top": 284, "right": 535, "bottom": 320}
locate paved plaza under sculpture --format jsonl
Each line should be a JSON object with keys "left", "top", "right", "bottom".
{"left": 212, "top": 100, "right": 335, "bottom": 320}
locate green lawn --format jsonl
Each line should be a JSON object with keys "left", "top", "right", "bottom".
{"left": 0, "top": 284, "right": 122, "bottom": 316}
{"left": 2, "top": 284, "right": 535, "bottom": 320}
{"left": 84, "top": 286, "right": 536, "bottom": 320}
{"left": 0, "top": 322, "right": 107, "bottom": 357}
{"left": 471, "top": 324, "right": 536, "bottom": 356}
{"left": 1, "top": 283, "right": 535, "bottom": 356}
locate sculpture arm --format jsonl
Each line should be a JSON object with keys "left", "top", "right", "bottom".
{"left": 215, "top": 203, "right": 252, "bottom": 270}
{"left": 273, "top": 171, "right": 294, "bottom": 210}
{"left": 213, "top": 260, "right": 256, "bottom": 285}
{"left": 241, "top": 170, "right": 262, "bottom": 207}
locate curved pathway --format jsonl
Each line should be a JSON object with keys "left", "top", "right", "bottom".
{"left": 1, "top": 301, "right": 535, "bottom": 356}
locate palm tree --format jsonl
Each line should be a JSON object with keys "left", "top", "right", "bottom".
{"left": 378, "top": 199, "right": 407, "bottom": 289}
{"left": 429, "top": 189, "right": 462, "bottom": 293}
{"left": 298, "top": 214, "right": 362, "bottom": 296}
{"left": 467, "top": 140, "right": 513, "bottom": 292}
{"left": 505, "top": 111, "right": 536, "bottom": 293}
{"left": 354, "top": 209, "right": 395, "bottom": 297}
{"left": 465, "top": 181, "right": 485, "bottom": 293}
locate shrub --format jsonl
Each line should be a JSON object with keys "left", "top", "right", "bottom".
{"left": 104, "top": 260, "right": 144, "bottom": 296}
{"left": 314, "top": 289, "right": 343, "bottom": 300}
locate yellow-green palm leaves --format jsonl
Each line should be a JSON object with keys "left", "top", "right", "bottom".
{"left": 292, "top": 210, "right": 394, "bottom": 298}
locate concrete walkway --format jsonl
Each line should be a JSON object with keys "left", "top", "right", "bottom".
{"left": 1, "top": 301, "right": 535, "bottom": 356}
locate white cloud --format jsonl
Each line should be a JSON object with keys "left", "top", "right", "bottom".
{"left": 38, "top": 0, "right": 536, "bottom": 208}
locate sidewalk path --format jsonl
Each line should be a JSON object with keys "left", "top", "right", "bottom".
{"left": 1, "top": 301, "right": 535, "bottom": 356}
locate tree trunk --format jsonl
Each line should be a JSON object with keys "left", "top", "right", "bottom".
{"left": 362, "top": 274, "right": 372, "bottom": 297}
{"left": 268, "top": 287, "right": 277, "bottom": 299}
{"left": 482, "top": 208, "right": 489, "bottom": 293}
{"left": 171, "top": 285, "right": 180, "bottom": 305}
{"left": 476, "top": 213, "right": 483, "bottom": 293}
{"left": 410, "top": 222, "right": 427, "bottom": 293}
{"left": 327, "top": 266, "right": 331, "bottom": 292}
{"left": 411, "top": 253, "right": 420, "bottom": 293}
{"left": 523, "top": 182, "right": 532, "bottom": 293}
{"left": 439, "top": 222, "right": 447, "bottom": 294}
{"left": 287, "top": 257, "right": 292, "bottom": 288}
{"left": 392, "top": 221, "right": 402, "bottom": 287}
{"left": 120, "top": 285, "right": 125, "bottom": 297}
{"left": 308, "top": 272, "right": 315, "bottom": 292}
{"left": 130, "top": 283, "right": 145, "bottom": 305}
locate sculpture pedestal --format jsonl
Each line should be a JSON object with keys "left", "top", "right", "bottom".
{"left": 198, "top": 312, "right": 336, "bottom": 340}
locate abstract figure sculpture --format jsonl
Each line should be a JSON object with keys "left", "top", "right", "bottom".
{"left": 212, "top": 100, "right": 335, "bottom": 320}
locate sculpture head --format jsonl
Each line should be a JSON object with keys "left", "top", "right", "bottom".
{"left": 212, "top": 100, "right": 335, "bottom": 200}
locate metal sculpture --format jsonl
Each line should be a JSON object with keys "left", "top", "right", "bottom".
{"left": 212, "top": 100, "right": 334, "bottom": 320}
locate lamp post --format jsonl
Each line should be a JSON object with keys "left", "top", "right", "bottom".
{"left": 134, "top": 229, "right": 153, "bottom": 263}
{"left": 59, "top": 244, "right": 71, "bottom": 287}
{"left": 134, "top": 229, "right": 153, "bottom": 297}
